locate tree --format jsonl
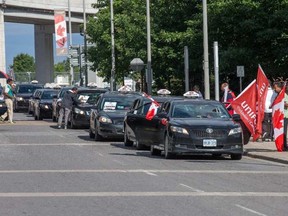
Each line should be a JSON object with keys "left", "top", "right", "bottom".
{"left": 54, "top": 59, "right": 70, "bottom": 72}
{"left": 13, "top": 53, "right": 35, "bottom": 72}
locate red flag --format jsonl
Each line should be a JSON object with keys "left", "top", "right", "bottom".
{"left": 230, "top": 80, "right": 259, "bottom": 140}
{"left": 272, "top": 86, "right": 285, "bottom": 152}
{"left": 143, "top": 93, "right": 160, "bottom": 120}
{"left": 256, "top": 65, "right": 269, "bottom": 138}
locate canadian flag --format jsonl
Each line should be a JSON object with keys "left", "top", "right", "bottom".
{"left": 256, "top": 65, "right": 269, "bottom": 137}
{"left": 143, "top": 93, "right": 160, "bottom": 120}
{"left": 272, "top": 86, "right": 285, "bottom": 152}
{"left": 54, "top": 10, "right": 68, "bottom": 55}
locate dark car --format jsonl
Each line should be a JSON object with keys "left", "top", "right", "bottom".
{"left": 28, "top": 89, "right": 42, "bottom": 115}
{"left": 34, "top": 89, "right": 59, "bottom": 120}
{"left": 69, "top": 88, "right": 108, "bottom": 129}
{"left": 52, "top": 87, "right": 71, "bottom": 122}
{"left": 14, "top": 84, "right": 43, "bottom": 112}
{"left": 125, "top": 98, "right": 244, "bottom": 160}
{"left": 89, "top": 91, "right": 142, "bottom": 140}
{"left": 123, "top": 95, "right": 181, "bottom": 149}
{"left": 0, "top": 98, "right": 7, "bottom": 116}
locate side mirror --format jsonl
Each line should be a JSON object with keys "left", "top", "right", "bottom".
{"left": 157, "top": 112, "right": 168, "bottom": 118}
{"left": 232, "top": 114, "right": 241, "bottom": 121}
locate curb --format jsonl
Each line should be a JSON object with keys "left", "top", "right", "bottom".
{"left": 244, "top": 151, "right": 288, "bottom": 165}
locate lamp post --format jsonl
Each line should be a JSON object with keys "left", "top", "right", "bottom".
{"left": 68, "top": 0, "right": 74, "bottom": 85}
{"left": 83, "top": 0, "right": 88, "bottom": 87}
{"left": 110, "top": 0, "right": 115, "bottom": 91}
{"left": 146, "top": 0, "right": 152, "bottom": 95}
{"left": 203, "top": 0, "right": 210, "bottom": 99}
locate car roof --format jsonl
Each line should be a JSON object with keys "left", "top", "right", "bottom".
{"left": 77, "top": 88, "right": 108, "bottom": 93}
{"left": 102, "top": 91, "right": 142, "bottom": 97}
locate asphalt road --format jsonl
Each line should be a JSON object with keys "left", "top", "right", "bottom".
{"left": 0, "top": 112, "right": 287, "bottom": 216}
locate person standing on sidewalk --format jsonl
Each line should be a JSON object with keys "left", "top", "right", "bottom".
{"left": 221, "top": 82, "right": 236, "bottom": 115}
{"left": 284, "top": 85, "right": 288, "bottom": 150}
{"left": 262, "top": 82, "right": 274, "bottom": 141}
{"left": 0, "top": 78, "right": 15, "bottom": 124}
{"left": 57, "top": 87, "right": 78, "bottom": 129}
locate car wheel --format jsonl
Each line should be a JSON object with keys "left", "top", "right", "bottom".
{"left": 94, "top": 123, "right": 103, "bottom": 141}
{"left": 38, "top": 112, "right": 43, "bottom": 120}
{"left": 135, "top": 138, "right": 145, "bottom": 150}
{"left": 164, "top": 134, "right": 175, "bottom": 159}
{"left": 150, "top": 145, "right": 161, "bottom": 156}
{"left": 124, "top": 127, "right": 133, "bottom": 147}
{"left": 231, "top": 154, "right": 242, "bottom": 160}
{"left": 89, "top": 128, "right": 95, "bottom": 139}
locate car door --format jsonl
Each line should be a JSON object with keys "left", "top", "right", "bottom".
{"left": 125, "top": 98, "right": 142, "bottom": 142}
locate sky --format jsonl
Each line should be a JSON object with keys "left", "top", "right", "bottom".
{"left": 4, "top": 22, "right": 83, "bottom": 72}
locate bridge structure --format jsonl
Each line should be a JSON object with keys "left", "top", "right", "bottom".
{"left": 0, "top": 0, "right": 97, "bottom": 84}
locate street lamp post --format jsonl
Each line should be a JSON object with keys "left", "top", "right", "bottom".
{"left": 146, "top": 0, "right": 152, "bottom": 95}
{"left": 110, "top": 0, "right": 115, "bottom": 91}
{"left": 68, "top": 0, "right": 74, "bottom": 85}
{"left": 83, "top": 0, "right": 88, "bottom": 87}
{"left": 203, "top": 0, "right": 210, "bottom": 99}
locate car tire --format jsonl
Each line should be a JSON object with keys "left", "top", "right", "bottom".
{"left": 164, "top": 134, "right": 175, "bottom": 159}
{"left": 135, "top": 139, "right": 145, "bottom": 150}
{"left": 124, "top": 127, "right": 133, "bottom": 147}
{"left": 150, "top": 145, "right": 161, "bottom": 156}
{"left": 89, "top": 128, "right": 95, "bottom": 139}
{"left": 231, "top": 154, "right": 242, "bottom": 160}
{"left": 94, "top": 123, "right": 103, "bottom": 141}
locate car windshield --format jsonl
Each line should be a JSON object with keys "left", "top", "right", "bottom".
{"left": 100, "top": 97, "right": 135, "bottom": 111}
{"left": 17, "top": 85, "right": 42, "bottom": 94}
{"left": 41, "top": 91, "right": 57, "bottom": 99}
{"left": 77, "top": 92, "right": 103, "bottom": 104}
{"left": 172, "top": 102, "right": 230, "bottom": 119}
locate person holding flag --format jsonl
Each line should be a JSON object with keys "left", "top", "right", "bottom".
{"left": 221, "top": 82, "right": 236, "bottom": 115}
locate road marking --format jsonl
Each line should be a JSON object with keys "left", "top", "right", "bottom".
{"left": 98, "top": 153, "right": 104, "bottom": 157}
{"left": 179, "top": 184, "right": 204, "bottom": 192}
{"left": 0, "top": 169, "right": 287, "bottom": 174}
{"left": 0, "top": 192, "right": 286, "bottom": 198}
{"left": 235, "top": 204, "right": 267, "bottom": 216}
{"left": 0, "top": 143, "right": 110, "bottom": 146}
{"left": 144, "top": 171, "right": 158, "bottom": 176}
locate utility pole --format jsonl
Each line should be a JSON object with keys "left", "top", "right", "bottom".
{"left": 146, "top": 0, "right": 152, "bottom": 95}
{"left": 83, "top": 0, "right": 88, "bottom": 87}
{"left": 214, "top": 41, "right": 219, "bottom": 101}
{"left": 203, "top": 0, "right": 210, "bottom": 99}
{"left": 110, "top": 0, "right": 115, "bottom": 91}
{"left": 68, "top": 0, "right": 74, "bottom": 85}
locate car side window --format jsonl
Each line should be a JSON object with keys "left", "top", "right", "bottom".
{"left": 131, "top": 99, "right": 140, "bottom": 112}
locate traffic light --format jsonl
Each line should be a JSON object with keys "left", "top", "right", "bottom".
{"left": 69, "top": 45, "right": 80, "bottom": 67}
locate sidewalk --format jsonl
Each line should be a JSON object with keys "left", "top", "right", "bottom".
{"left": 244, "top": 141, "right": 288, "bottom": 164}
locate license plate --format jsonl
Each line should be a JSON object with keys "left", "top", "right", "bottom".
{"left": 203, "top": 139, "right": 217, "bottom": 147}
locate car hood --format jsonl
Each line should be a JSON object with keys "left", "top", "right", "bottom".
{"left": 75, "top": 103, "right": 94, "bottom": 111}
{"left": 100, "top": 110, "right": 127, "bottom": 120}
{"left": 170, "top": 118, "right": 240, "bottom": 129}
{"left": 16, "top": 93, "right": 32, "bottom": 98}
{"left": 40, "top": 99, "right": 53, "bottom": 104}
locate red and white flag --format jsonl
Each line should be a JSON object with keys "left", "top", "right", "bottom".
{"left": 54, "top": 10, "right": 68, "bottom": 56}
{"left": 230, "top": 80, "right": 259, "bottom": 140}
{"left": 256, "top": 65, "right": 269, "bottom": 137}
{"left": 272, "top": 86, "right": 285, "bottom": 152}
{"left": 143, "top": 93, "right": 160, "bottom": 120}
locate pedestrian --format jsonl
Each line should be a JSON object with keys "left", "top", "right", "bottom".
{"left": 57, "top": 87, "right": 78, "bottom": 129}
{"left": 0, "top": 78, "right": 15, "bottom": 123}
{"left": 284, "top": 85, "right": 288, "bottom": 150}
{"left": 192, "top": 85, "right": 203, "bottom": 99}
{"left": 221, "top": 82, "right": 236, "bottom": 115}
{"left": 262, "top": 81, "right": 274, "bottom": 141}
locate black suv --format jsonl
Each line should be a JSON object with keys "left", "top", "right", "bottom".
{"left": 14, "top": 84, "right": 43, "bottom": 112}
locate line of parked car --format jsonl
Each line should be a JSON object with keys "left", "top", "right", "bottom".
{"left": 13, "top": 83, "right": 251, "bottom": 160}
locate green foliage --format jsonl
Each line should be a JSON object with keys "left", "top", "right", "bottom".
{"left": 54, "top": 59, "right": 70, "bottom": 72}
{"left": 87, "top": 0, "right": 288, "bottom": 95}
{"left": 13, "top": 53, "right": 35, "bottom": 72}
